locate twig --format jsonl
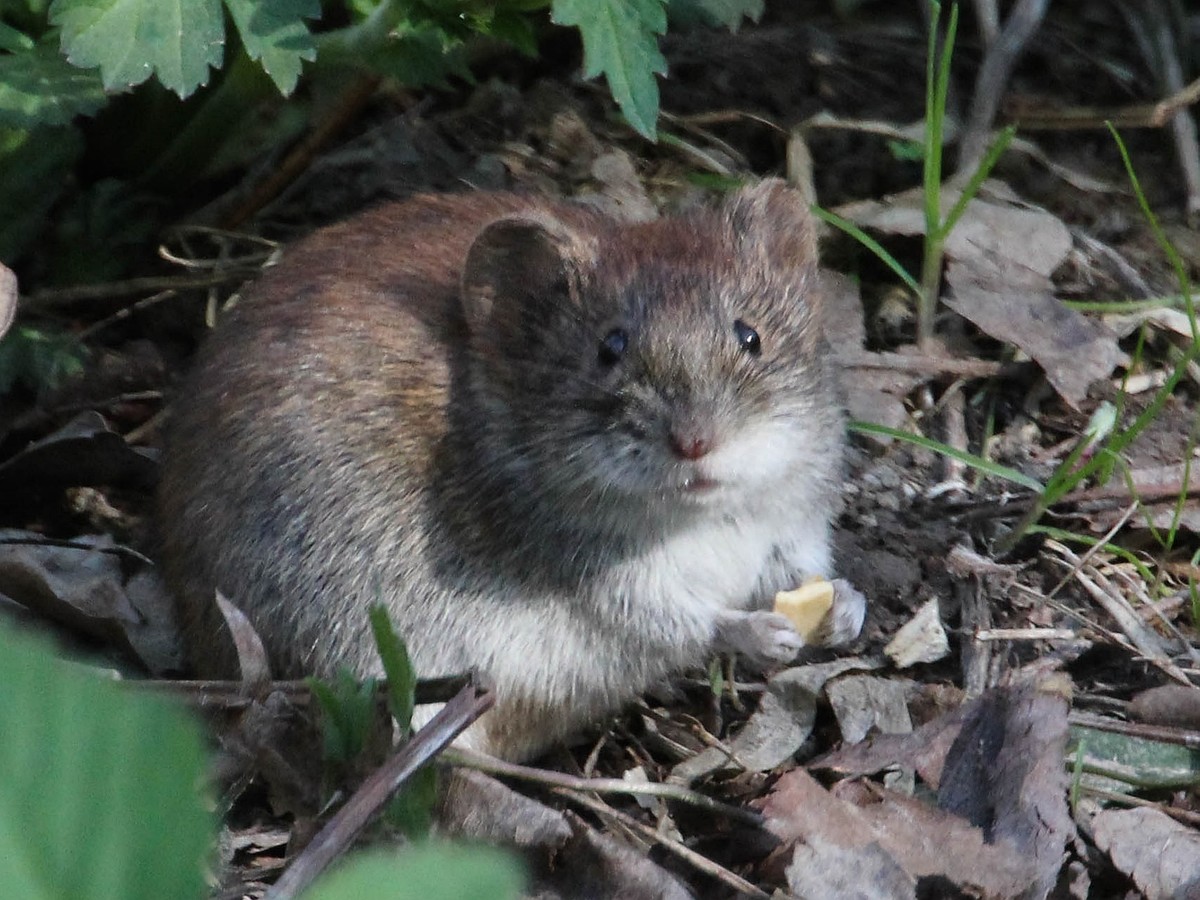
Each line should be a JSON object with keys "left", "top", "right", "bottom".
{"left": 957, "top": 0, "right": 1048, "bottom": 173}
{"left": 23, "top": 272, "right": 253, "bottom": 311}
{"left": 442, "top": 746, "right": 762, "bottom": 826}
{"left": 134, "top": 674, "right": 473, "bottom": 708}
{"left": 220, "top": 74, "right": 383, "bottom": 230}
{"left": 1070, "top": 710, "right": 1200, "bottom": 751}
{"left": 263, "top": 682, "right": 493, "bottom": 900}
{"left": 551, "top": 787, "right": 779, "bottom": 900}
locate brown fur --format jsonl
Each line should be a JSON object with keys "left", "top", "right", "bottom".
{"left": 159, "top": 181, "right": 858, "bottom": 760}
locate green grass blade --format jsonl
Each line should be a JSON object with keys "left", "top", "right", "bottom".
{"left": 940, "top": 125, "right": 1016, "bottom": 238}
{"left": 850, "top": 420, "right": 1044, "bottom": 492}
{"left": 812, "top": 206, "right": 920, "bottom": 294}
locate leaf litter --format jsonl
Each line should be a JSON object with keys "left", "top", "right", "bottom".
{"left": 1, "top": 4, "right": 1199, "bottom": 898}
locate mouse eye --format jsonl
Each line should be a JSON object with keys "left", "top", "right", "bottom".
{"left": 598, "top": 328, "right": 628, "bottom": 366}
{"left": 733, "top": 319, "right": 761, "bottom": 356}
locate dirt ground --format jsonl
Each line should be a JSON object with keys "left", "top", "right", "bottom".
{"left": 2, "top": 2, "right": 1199, "bottom": 898}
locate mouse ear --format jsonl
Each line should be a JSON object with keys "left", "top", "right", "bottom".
{"left": 461, "top": 213, "right": 595, "bottom": 336}
{"left": 724, "top": 178, "right": 817, "bottom": 272}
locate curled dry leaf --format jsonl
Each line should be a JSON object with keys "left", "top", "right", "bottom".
{"left": 0, "top": 529, "right": 182, "bottom": 674}
{"left": 215, "top": 591, "right": 273, "bottom": 692}
{"left": 1092, "top": 807, "right": 1200, "bottom": 900}
{"left": 943, "top": 259, "right": 1127, "bottom": 408}
{"left": 670, "top": 657, "right": 876, "bottom": 783}
{"left": 937, "top": 677, "right": 1075, "bottom": 900}
{"left": 0, "top": 261, "right": 15, "bottom": 340}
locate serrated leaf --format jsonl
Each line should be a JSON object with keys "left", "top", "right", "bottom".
{"left": 304, "top": 844, "right": 523, "bottom": 900}
{"left": 552, "top": 0, "right": 667, "bottom": 140}
{"left": 224, "top": 0, "right": 318, "bottom": 95}
{"left": 0, "top": 40, "right": 107, "bottom": 127}
{"left": 668, "top": 0, "right": 763, "bottom": 30}
{"left": 360, "top": 24, "right": 471, "bottom": 89}
{"left": 0, "top": 622, "right": 211, "bottom": 900}
{"left": 50, "top": 0, "right": 224, "bottom": 97}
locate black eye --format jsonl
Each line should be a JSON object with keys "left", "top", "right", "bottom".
{"left": 598, "top": 328, "right": 628, "bottom": 366}
{"left": 734, "top": 319, "right": 761, "bottom": 356}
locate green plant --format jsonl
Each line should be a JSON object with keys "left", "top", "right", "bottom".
{"left": 816, "top": 0, "right": 1015, "bottom": 347}
{"left": 0, "top": 0, "right": 765, "bottom": 285}
{"left": 0, "top": 617, "right": 519, "bottom": 899}
{"left": 308, "top": 605, "right": 438, "bottom": 838}
{"left": 0, "top": 324, "right": 87, "bottom": 393}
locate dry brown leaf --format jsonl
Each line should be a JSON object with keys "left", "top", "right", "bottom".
{"left": 0, "top": 529, "right": 182, "bottom": 673}
{"left": 760, "top": 768, "right": 1033, "bottom": 897}
{"left": 937, "top": 678, "right": 1075, "bottom": 900}
{"left": 215, "top": 590, "right": 273, "bottom": 691}
{"left": 670, "top": 657, "right": 876, "bottom": 783}
{"left": 835, "top": 183, "right": 1073, "bottom": 278}
{"left": 944, "top": 258, "right": 1127, "bottom": 407}
{"left": 883, "top": 596, "right": 949, "bottom": 668}
{"left": 825, "top": 674, "right": 913, "bottom": 745}
{"left": 1092, "top": 807, "right": 1200, "bottom": 900}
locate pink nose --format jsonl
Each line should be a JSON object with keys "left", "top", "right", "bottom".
{"left": 669, "top": 431, "right": 713, "bottom": 460}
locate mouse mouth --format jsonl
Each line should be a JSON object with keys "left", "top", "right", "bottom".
{"left": 679, "top": 474, "right": 720, "bottom": 494}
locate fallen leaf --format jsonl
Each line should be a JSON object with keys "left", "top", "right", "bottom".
{"left": 938, "top": 678, "right": 1075, "bottom": 900}
{"left": 826, "top": 674, "right": 913, "bottom": 745}
{"left": 1092, "top": 807, "right": 1200, "bottom": 900}
{"left": 441, "top": 769, "right": 694, "bottom": 900}
{"left": 0, "top": 412, "right": 158, "bottom": 520}
{"left": 760, "top": 768, "right": 1032, "bottom": 897}
{"left": 0, "top": 529, "right": 182, "bottom": 673}
{"left": 670, "top": 657, "right": 876, "bottom": 783}
{"left": 943, "top": 258, "right": 1128, "bottom": 408}
{"left": 884, "top": 596, "right": 949, "bottom": 668}
{"left": 835, "top": 183, "right": 1073, "bottom": 278}
{"left": 216, "top": 591, "right": 273, "bottom": 691}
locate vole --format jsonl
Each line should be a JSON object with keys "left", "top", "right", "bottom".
{"left": 159, "top": 180, "right": 866, "bottom": 761}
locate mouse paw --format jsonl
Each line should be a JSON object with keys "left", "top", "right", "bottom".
{"left": 817, "top": 578, "right": 867, "bottom": 647}
{"left": 714, "top": 609, "right": 804, "bottom": 667}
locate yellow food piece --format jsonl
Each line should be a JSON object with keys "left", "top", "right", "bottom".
{"left": 773, "top": 578, "right": 835, "bottom": 643}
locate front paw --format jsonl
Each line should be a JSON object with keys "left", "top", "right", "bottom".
{"left": 714, "top": 610, "right": 804, "bottom": 667}
{"left": 815, "top": 578, "right": 867, "bottom": 647}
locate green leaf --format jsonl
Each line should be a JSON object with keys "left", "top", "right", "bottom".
{"left": 0, "top": 39, "right": 107, "bottom": 127}
{"left": 0, "top": 125, "right": 83, "bottom": 265}
{"left": 50, "top": 0, "right": 224, "bottom": 97}
{"left": 0, "top": 21, "right": 36, "bottom": 51}
{"left": 0, "top": 326, "right": 87, "bottom": 394}
{"left": 386, "top": 765, "right": 438, "bottom": 839}
{"left": 309, "top": 668, "right": 379, "bottom": 763}
{"left": 304, "top": 844, "right": 523, "bottom": 900}
{"left": 0, "top": 622, "right": 211, "bottom": 900}
{"left": 368, "top": 605, "right": 417, "bottom": 732}
{"left": 359, "top": 23, "right": 471, "bottom": 88}
{"left": 850, "top": 420, "right": 1046, "bottom": 493}
{"left": 667, "top": 0, "right": 762, "bottom": 31}
{"left": 224, "top": 0, "right": 318, "bottom": 95}
{"left": 552, "top": 0, "right": 667, "bottom": 139}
